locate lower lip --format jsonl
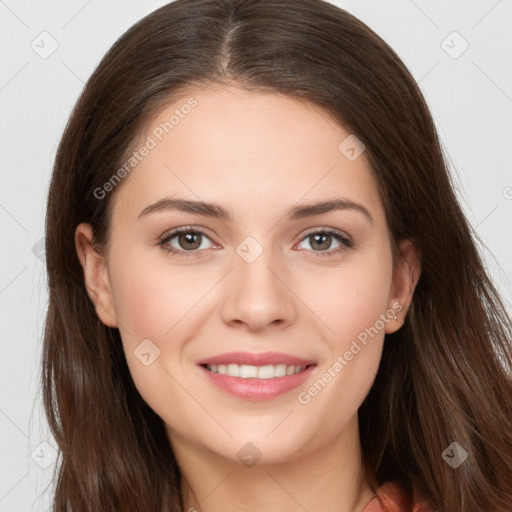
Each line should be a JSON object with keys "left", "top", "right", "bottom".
{"left": 198, "top": 364, "right": 317, "bottom": 400}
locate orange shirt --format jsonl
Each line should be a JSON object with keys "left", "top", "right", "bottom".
{"left": 361, "top": 481, "right": 433, "bottom": 512}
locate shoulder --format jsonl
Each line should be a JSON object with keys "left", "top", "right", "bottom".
{"left": 361, "top": 481, "right": 434, "bottom": 512}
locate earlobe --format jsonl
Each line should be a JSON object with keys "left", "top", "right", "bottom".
{"left": 385, "top": 239, "right": 421, "bottom": 333}
{"left": 75, "top": 223, "right": 118, "bottom": 328}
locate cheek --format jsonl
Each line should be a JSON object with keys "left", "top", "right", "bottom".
{"left": 293, "top": 248, "right": 393, "bottom": 416}
{"left": 304, "top": 252, "right": 393, "bottom": 351}
{"left": 107, "top": 254, "right": 208, "bottom": 425}
{"left": 109, "top": 251, "right": 214, "bottom": 340}
{"left": 107, "top": 251, "right": 219, "bottom": 403}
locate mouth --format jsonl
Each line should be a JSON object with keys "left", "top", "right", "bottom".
{"left": 196, "top": 352, "right": 317, "bottom": 400}
{"left": 202, "top": 363, "right": 313, "bottom": 379}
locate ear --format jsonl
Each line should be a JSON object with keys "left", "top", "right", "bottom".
{"left": 75, "top": 223, "right": 118, "bottom": 328}
{"left": 385, "top": 238, "right": 421, "bottom": 334}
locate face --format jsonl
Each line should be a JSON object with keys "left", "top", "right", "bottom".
{"left": 76, "top": 85, "right": 419, "bottom": 466}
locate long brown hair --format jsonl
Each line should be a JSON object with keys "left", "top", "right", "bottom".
{"left": 43, "top": 0, "right": 512, "bottom": 510}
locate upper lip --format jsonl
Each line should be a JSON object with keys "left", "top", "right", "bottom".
{"left": 197, "top": 351, "right": 316, "bottom": 367}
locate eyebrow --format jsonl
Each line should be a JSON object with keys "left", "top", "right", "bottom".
{"left": 138, "top": 196, "right": 374, "bottom": 224}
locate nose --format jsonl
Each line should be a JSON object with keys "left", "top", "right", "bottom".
{"left": 220, "top": 246, "right": 297, "bottom": 332}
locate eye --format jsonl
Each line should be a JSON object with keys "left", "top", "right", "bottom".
{"left": 158, "top": 227, "right": 217, "bottom": 256}
{"left": 157, "top": 226, "right": 353, "bottom": 258}
{"left": 296, "top": 229, "right": 353, "bottom": 257}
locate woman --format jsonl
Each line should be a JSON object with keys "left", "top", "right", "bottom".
{"left": 42, "top": 0, "right": 512, "bottom": 510}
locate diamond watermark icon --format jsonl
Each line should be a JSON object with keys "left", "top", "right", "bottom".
{"left": 31, "top": 31, "right": 59, "bottom": 59}
{"left": 441, "top": 31, "right": 469, "bottom": 59}
{"left": 31, "top": 441, "right": 58, "bottom": 469}
{"left": 442, "top": 441, "right": 469, "bottom": 469}
{"left": 338, "top": 134, "right": 365, "bottom": 161}
{"left": 134, "top": 338, "right": 161, "bottom": 366}
{"left": 31, "top": 237, "right": 45, "bottom": 262}
{"left": 237, "top": 442, "right": 262, "bottom": 468}
{"left": 236, "top": 236, "right": 263, "bottom": 264}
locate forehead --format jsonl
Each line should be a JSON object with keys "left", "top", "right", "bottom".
{"left": 110, "top": 85, "right": 386, "bottom": 228}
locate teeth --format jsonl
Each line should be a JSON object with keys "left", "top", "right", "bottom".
{"left": 207, "top": 363, "right": 305, "bottom": 379}
{"left": 227, "top": 363, "right": 239, "bottom": 377}
{"left": 240, "top": 365, "right": 258, "bottom": 378}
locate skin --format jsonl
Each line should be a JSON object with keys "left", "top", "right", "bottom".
{"left": 75, "top": 85, "right": 421, "bottom": 512}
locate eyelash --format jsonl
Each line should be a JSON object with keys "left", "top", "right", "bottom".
{"left": 157, "top": 226, "right": 354, "bottom": 259}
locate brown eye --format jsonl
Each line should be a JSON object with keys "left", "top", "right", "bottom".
{"left": 309, "top": 233, "right": 334, "bottom": 251}
{"left": 159, "top": 228, "right": 216, "bottom": 255}
{"left": 296, "top": 229, "right": 353, "bottom": 257}
{"left": 176, "top": 232, "right": 202, "bottom": 250}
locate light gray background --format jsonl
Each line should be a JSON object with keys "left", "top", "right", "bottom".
{"left": 1, "top": 0, "right": 511, "bottom": 510}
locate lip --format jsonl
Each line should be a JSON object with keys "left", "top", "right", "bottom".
{"left": 197, "top": 351, "right": 316, "bottom": 367}
{"left": 197, "top": 351, "right": 317, "bottom": 401}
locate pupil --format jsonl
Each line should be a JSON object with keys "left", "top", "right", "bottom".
{"left": 180, "top": 232, "right": 201, "bottom": 250}
{"left": 313, "top": 233, "right": 330, "bottom": 250}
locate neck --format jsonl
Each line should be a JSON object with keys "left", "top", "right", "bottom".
{"left": 172, "top": 415, "right": 376, "bottom": 512}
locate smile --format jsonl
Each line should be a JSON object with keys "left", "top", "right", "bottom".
{"left": 197, "top": 352, "right": 317, "bottom": 400}
{"left": 204, "top": 363, "right": 308, "bottom": 379}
